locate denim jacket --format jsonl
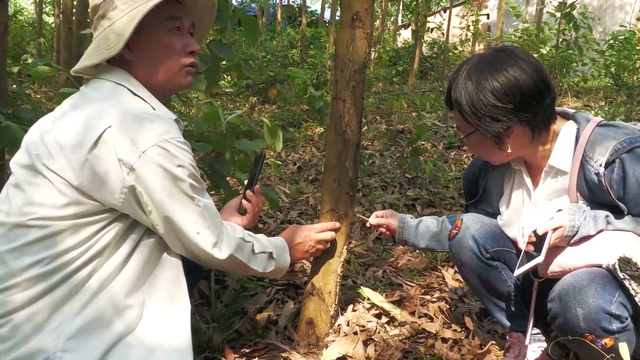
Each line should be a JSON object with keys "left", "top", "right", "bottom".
{"left": 396, "top": 108, "right": 640, "bottom": 251}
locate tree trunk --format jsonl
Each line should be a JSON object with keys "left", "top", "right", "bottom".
{"left": 54, "top": 0, "right": 61, "bottom": 64}
{"left": 534, "top": 0, "right": 546, "bottom": 34}
{"left": 524, "top": 0, "right": 530, "bottom": 22}
{"left": 277, "top": 0, "right": 282, "bottom": 31}
{"left": 392, "top": 0, "right": 402, "bottom": 45}
{"left": 0, "top": 0, "right": 7, "bottom": 108}
{"left": 407, "top": 0, "right": 425, "bottom": 91}
{"left": 296, "top": 0, "right": 374, "bottom": 346}
{"left": 371, "top": 0, "right": 389, "bottom": 67}
{"left": 325, "top": 0, "right": 339, "bottom": 55}
{"left": 495, "top": 0, "right": 506, "bottom": 44}
{"left": 72, "top": 0, "right": 88, "bottom": 84}
{"left": 58, "top": 0, "right": 74, "bottom": 87}
{"left": 318, "top": 0, "right": 326, "bottom": 27}
{"left": 0, "top": 0, "right": 8, "bottom": 192}
{"left": 299, "top": 0, "right": 307, "bottom": 68}
{"left": 35, "top": 0, "right": 44, "bottom": 59}
{"left": 440, "top": 0, "right": 454, "bottom": 82}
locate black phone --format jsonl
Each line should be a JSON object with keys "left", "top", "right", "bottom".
{"left": 238, "top": 151, "right": 266, "bottom": 215}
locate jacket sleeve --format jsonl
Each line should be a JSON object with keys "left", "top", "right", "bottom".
{"left": 560, "top": 203, "right": 640, "bottom": 245}
{"left": 120, "top": 137, "right": 291, "bottom": 278}
{"left": 395, "top": 214, "right": 459, "bottom": 251}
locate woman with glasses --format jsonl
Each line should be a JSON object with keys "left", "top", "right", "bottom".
{"left": 366, "top": 45, "right": 640, "bottom": 360}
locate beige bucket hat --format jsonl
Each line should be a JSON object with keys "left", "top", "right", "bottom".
{"left": 71, "top": 0, "right": 217, "bottom": 77}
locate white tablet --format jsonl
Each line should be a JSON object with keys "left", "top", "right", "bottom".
{"left": 514, "top": 232, "right": 552, "bottom": 278}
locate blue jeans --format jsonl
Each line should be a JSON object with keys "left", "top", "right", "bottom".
{"left": 448, "top": 213, "right": 639, "bottom": 359}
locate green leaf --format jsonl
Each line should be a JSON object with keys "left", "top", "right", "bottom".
{"left": 28, "top": 65, "right": 58, "bottom": 81}
{"left": 204, "top": 57, "right": 222, "bottom": 91}
{"left": 0, "top": 120, "right": 27, "bottom": 154}
{"left": 191, "top": 142, "right": 214, "bottom": 153}
{"left": 204, "top": 157, "right": 236, "bottom": 199}
{"left": 203, "top": 104, "right": 225, "bottom": 130}
{"left": 261, "top": 186, "right": 280, "bottom": 210}
{"left": 208, "top": 39, "right": 234, "bottom": 60}
{"left": 267, "top": 158, "right": 284, "bottom": 177}
{"left": 239, "top": 15, "right": 260, "bottom": 45}
{"left": 233, "top": 138, "right": 266, "bottom": 151}
{"left": 263, "top": 122, "right": 283, "bottom": 152}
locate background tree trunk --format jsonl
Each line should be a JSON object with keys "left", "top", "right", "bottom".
{"left": 296, "top": 0, "right": 375, "bottom": 346}
{"left": 495, "top": 0, "right": 506, "bottom": 44}
{"left": 58, "top": 0, "right": 74, "bottom": 87}
{"left": 393, "top": 0, "right": 402, "bottom": 45}
{"left": 277, "top": 0, "right": 282, "bottom": 31}
{"left": 524, "top": 0, "right": 530, "bottom": 22}
{"left": 299, "top": 0, "right": 307, "bottom": 68}
{"left": 325, "top": 0, "right": 339, "bottom": 55}
{"left": 54, "top": 0, "right": 61, "bottom": 64}
{"left": 35, "top": 0, "right": 44, "bottom": 59}
{"left": 534, "top": 0, "right": 546, "bottom": 34}
{"left": 407, "top": 0, "right": 426, "bottom": 91}
{"left": 318, "top": 0, "right": 326, "bottom": 28}
{"left": 371, "top": 0, "right": 389, "bottom": 67}
{"left": 0, "top": 0, "right": 8, "bottom": 192}
{"left": 72, "top": 0, "right": 88, "bottom": 84}
{"left": 440, "top": 0, "right": 454, "bottom": 82}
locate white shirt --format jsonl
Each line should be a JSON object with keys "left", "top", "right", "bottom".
{"left": 498, "top": 121, "right": 579, "bottom": 245}
{"left": 0, "top": 66, "right": 290, "bottom": 360}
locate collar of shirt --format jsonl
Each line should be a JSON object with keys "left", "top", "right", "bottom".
{"left": 510, "top": 121, "right": 577, "bottom": 173}
{"left": 91, "top": 64, "right": 185, "bottom": 132}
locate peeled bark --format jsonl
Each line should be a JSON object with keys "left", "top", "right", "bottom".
{"left": 299, "top": 0, "right": 307, "bottom": 68}
{"left": 296, "top": 0, "right": 375, "bottom": 346}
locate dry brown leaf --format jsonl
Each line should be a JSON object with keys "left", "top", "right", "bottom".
{"left": 320, "top": 335, "right": 365, "bottom": 360}
{"left": 224, "top": 345, "right": 235, "bottom": 360}
{"left": 278, "top": 300, "right": 297, "bottom": 329}
{"left": 359, "top": 286, "right": 420, "bottom": 330}
{"left": 256, "top": 302, "right": 275, "bottom": 327}
{"left": 464, "top": 315, "right": 474, "bottom": 331}
{"left": 439, "top": 328, "right": 465, "bottom": 339}
{"left": 440, "top": 267, "right": 461, "bottom": 287}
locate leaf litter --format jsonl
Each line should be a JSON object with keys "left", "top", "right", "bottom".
{"left": 192, "top": 111, "right": 508, "bottom": 360}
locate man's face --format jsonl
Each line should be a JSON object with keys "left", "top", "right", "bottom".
{"left": 122, "top": 0, "right": 199, "bottom": 101}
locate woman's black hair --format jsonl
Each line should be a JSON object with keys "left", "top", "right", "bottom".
{"left": 445, "top": 45, "right": 556, "bottom": 146}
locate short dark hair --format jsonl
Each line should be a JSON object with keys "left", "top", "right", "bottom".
{"left": 445, "top": 45, "right": 556, "bottom": 146}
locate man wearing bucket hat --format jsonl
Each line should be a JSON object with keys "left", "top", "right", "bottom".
{"left": 0, "top": 0, "right": 340, "bottom": 358}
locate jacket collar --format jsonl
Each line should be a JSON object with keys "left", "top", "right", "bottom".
{"left": 91, "top": 65, "right": 182, "bottom": 129}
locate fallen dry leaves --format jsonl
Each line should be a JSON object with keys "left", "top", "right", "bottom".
{"left": 191, "top": 113, "right": 507, "bottom": 360}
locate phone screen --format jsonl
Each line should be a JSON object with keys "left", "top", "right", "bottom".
{"left": 238, "top": 151, "right": 266, "bottom": 215}
{"left": 514, "top": 232, "right": 552, "bottom": 278}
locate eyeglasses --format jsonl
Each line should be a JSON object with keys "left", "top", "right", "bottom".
{"left": 458, "top": 129, "right": 478, "bottom": 144}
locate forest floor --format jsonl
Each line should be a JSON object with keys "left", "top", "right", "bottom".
{"left": 189, "top": 97, "right": 509, "bottom": 360}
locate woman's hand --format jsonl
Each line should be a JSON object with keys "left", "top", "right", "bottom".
{"left": 524, "top": 211, "right": 570, "bottom": 250}
{"left": 366, "top": 210, "right": 400, "bottom": 237}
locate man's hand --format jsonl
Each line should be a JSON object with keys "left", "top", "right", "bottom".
{"left": 280, "top": 222, "right": 341, "bottom": 262}
{"left": 220, "top": 186, "right": 266, "bottom": 229}
{"left": 366, "top": 210, "right": 400, "bottom": 237}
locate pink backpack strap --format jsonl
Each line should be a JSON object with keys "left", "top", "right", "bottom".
{"left": 569, "top": 116, "right": 604, "bottom": 203}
